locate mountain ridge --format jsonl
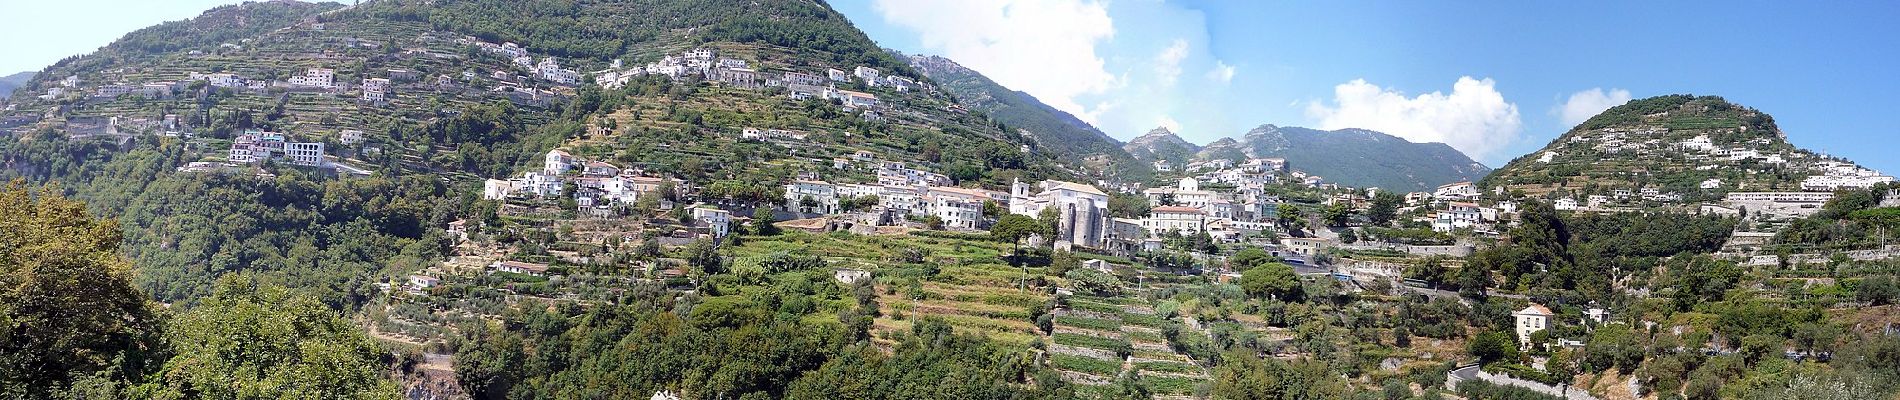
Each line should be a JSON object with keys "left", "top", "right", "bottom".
{"left": 1122, "top": 123, "right": 1490, "bottom": 191}
{"left": 907, "top": 54, "right": 1150, "bottom": 182}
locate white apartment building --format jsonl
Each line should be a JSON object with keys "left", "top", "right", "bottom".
{"left": 785, "top": 180, "right": 840, "bottom": 214}
{"left": 289, "top": 68, "right": 335, "bottom": 88}
{"left": 931, "top": 196, "right": 983, "bottom": 231}
{"left": 285, "top": 142, "right": 325, "bottom": 167}
{"left": 1803, "top": 174, "right": 1895, "bottom": 191}
{"left": 1143, "top": 206, "right": 1207, "bottom": 236}
{"left": 782, "top": 72, "right": 825, "bottom": 86}
{"left": 693, "top": 207, "right": 732, "bottom": 238}
{"left": 1434, "top": 181, "right": 1480, "bottom": 200}
{"left": 1724, "top": 191, "right": 1835, "bottom": 203}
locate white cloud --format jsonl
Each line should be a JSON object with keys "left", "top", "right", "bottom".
{"left": 1206, "top": 60, "right": 1236, "bottom": 84}
{"left": 1556, "top": 88, "right": 1632, "bottom": 127}
{"left": 1305, "top": 77, "right": 1523, "bottom": 160}
{"left": 1154, "top": 39, "right": 1189, "bottom": 86}
{"left": 872, "top": 0, "right": 1117, "bottom": 121}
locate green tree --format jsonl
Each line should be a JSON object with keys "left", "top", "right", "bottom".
{"left": 135, "top": 275, "right": 399, "bottom": 399}
{"left": 1108, "top": 193, "right": 1151, "bottom": 219}
{"left": 0, "top": 182, "right": 160, "bottom": 397}
{"left": 1858, "top": 275, "right": 1898, "bottom": 306}
{"left": 1467, "top": 331, "right": 1519, "bottom": 365}
{"left": 1405, "top": 256, "right": 1449, "bottom": 287}
{"left": 752, "top": 207, "right": 780, "bottom": 236}
{"left": 1239, "top": 263, "right": 1301, "bottom": 301}
{"left": 981, "top": 200, "right": 1005, "bottom": 218}
{"left": 1583, "top": 323, "right": 1644, "bottom": 373}
{"left": 1209, "top": 352, "right": 1346, "bottom": 400}
{"left": 1276, "top": 204, "right": 1306, "bottom": 234}
{"left": 1142, "top": 251, "right": 1195, "bottom": 272}
{"left": 1322, "top": 201, "right": 1354, "bottom": 227}
{"left": 1228, "top": 248, "right": 1277, "bottom": 272}
{"left": 683, "top": 238, "right": 724, "bottom": 275}
{"left": 1036, "top": 207, "right": 1062, "bottom": 241}
{"left": 1064, "top": 268, "right": 1121, "bottom": 296}
{"left": 991, "top": 214, "right": 1045, "bottom": 245}
{"left": 1366, "top": 191, "right": 1403, "bottom": 227}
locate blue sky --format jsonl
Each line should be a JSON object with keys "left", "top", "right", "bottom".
{"left": 5, "top": 0, "right": 1898, "bottom": 170}
{"left": 831, "top": 0, "right": 1900, "bottom": 171}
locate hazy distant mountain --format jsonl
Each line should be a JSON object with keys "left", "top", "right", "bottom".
{"left": 1121, "top": 127, "right": 1200, "bottom": 167}
{"left": 0, "top": 71, "right": 38, "bottom": 99}
{"left": 1124, "top": 123, "right": 1487, "bottom": 191}
{"left": 1239, "top": 125, "right": 1491, "bottom": 191}
{"left": 1195, "top": 137, "right": 1248, "bottom": 164}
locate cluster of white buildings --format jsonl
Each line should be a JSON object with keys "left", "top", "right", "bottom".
{"left": 227, "top": 130, "right": 326, "bottom": 167}
{"left": 525, "top": 57, "right": 579, "bottom": 85}
{"left": 473, "top": 40, "right": 529, "bottom": 59}
{"left": 784, "top": 158, "right": 984, "bottom": 225}
{"left": 589, "top": 47, "right": 896, "bottom": 115}
{"left": 484, "top": 149, "right": 684, "bottom": 215}
{"left": 189, "top": 72, "right": 258, "bottom": 90}
{"left": 1802, "top": 160, "right": 1894, "bottom": 191}
{"left": 1550, "top": 187, "right": 1685, "bottom": 212}
{"left": 287, "top": 67, "right": 336, "bottom": 89}
{"left": 740, "top": 127, "right": 807, "bottom": 142}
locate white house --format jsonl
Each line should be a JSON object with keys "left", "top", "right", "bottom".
{"left": 339, "top": 129, "right": 365, "bottom": 145}
{"left": 545, "top": 149, "right": 575, "bottom": 176}
{"left": 1513, "top": 304, "right": 1553, "bottom": 349}
{"left": 834, "top": 89, "right": 878, "bottom": 109}
{"left": 853, "top": 66, "right": 880, "bottom": 84}
{"left": 409, "top": 275, "right": 440, "bottom": 289}
{"left": 483, "top": 179, "right": 514, "bottom": 200}
{"left": 927, "top": 186, "right": 1002, "bottom": 231}
{"left": 491, "top": 261, "right": 550, "bottom": 276}
{"left": 783, "top": 72, "right": 825, "bottom": 86}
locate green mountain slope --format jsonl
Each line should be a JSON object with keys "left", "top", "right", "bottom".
{"left": 1482, "top": 94, "right": 1872, "bottom": 197}
{"left": 0, "top": 0, "right": 1089, "bottom": 303}
{"left": 907, "top": 54, "right": 1150, "bottom": 182}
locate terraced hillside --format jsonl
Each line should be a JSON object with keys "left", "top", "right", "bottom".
{"left": 1483, "top": 94, "right": 1881, "bottom": 198}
